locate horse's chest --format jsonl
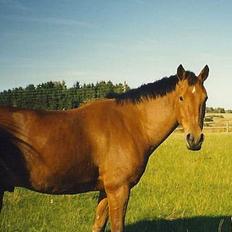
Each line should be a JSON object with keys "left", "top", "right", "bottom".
{"left": 128, "top": 164, "right": 148, "bottom": 187}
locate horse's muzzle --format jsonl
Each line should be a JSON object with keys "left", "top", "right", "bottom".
{"left": 186, "top": 133, "right": 204, "bottom": 151}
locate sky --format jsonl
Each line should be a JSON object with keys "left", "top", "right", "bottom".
{"left": 0, "top": 0, "right": 232, "bottom": 108}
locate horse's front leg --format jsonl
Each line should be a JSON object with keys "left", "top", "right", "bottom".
{"left": 106, "top": 185, "right": 130, "bottom": 232}
{"left": 92, "top": 191, "right": 109, "bottom": 232}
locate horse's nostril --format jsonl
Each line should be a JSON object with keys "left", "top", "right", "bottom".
{"left": 186, "top": 133, "right": 194, "bottom": 143}
{"left": 199, "top": 133, "right": 204, "bottom": 143}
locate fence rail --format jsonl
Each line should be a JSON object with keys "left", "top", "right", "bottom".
{"left": 176, "top": 121, "right": 232, "bottom": 133}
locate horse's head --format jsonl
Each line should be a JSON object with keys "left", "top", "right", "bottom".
{"left": 175, "top": 64, "right": 209, "bottom": 151}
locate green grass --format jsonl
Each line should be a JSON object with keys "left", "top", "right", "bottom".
{"left": 1, "top": 133, "right": 232, "bottom": 231}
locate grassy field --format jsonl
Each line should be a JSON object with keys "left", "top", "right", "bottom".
{"left": 1, "top": 133, "right": 232, "bottom": 231}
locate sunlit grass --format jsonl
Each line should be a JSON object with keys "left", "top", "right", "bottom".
{"left": 1, "top": 133, "right": 232, "bottom": 231}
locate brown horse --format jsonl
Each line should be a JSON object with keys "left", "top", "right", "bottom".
{"left": 0, "top": 65, "right": 209, "bottom": 231}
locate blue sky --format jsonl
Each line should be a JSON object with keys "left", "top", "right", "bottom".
{"left": 0, "top": 0, "right": 232, "bottom": 108}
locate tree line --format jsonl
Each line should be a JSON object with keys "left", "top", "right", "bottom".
{"left": 0, "top": 81, "right": 129, "bottom": 110}
{"left": 206, "top": 107, "right": 232, "bottom": 114}
{"left": 0, "top": 80, "right": 230, "bottom": 113}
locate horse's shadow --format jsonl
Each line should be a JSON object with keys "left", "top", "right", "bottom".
{"left": 124, "top": 216, "right": 232, "bottom": 232}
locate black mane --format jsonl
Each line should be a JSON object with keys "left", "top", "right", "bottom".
{"left": 107, "top": 71, "right": 198, "bottom": 103}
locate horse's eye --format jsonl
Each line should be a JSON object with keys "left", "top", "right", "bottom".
{"left": 179, "top": 96, "right": 184, "bottom": 101}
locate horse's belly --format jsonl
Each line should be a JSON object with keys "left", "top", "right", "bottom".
{"left": 27, "top": 164, "right": 101, "bottom": 194}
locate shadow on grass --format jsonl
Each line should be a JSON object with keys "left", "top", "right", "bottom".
{"left": 125, "top": 216, "right": 232, "bottom": 232}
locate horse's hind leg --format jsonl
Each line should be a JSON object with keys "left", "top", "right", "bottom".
{"left": 92, "top": 191, "right": 109, "bottom": 232}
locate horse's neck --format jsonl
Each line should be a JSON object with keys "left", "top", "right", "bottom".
{"left": 136, "top": 93, "right": 178, "bottom": 149}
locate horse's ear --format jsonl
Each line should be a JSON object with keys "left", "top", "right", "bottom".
{"left": 177, "top": 64, "right": 185, "bottom": 80}
{"left": 198, "top": 65, "right": 209, "bottom": 82}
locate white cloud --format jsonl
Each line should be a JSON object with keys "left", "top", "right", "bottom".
{"left": 1, "top": 15, "right": 95, "bottom": 28}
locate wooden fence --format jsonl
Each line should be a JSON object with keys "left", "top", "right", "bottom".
{"left": 176, "top": 121, "right": 232, "bottom": 133}
{"left": 203, "top": 121, "right": 232, "bottom": 133}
